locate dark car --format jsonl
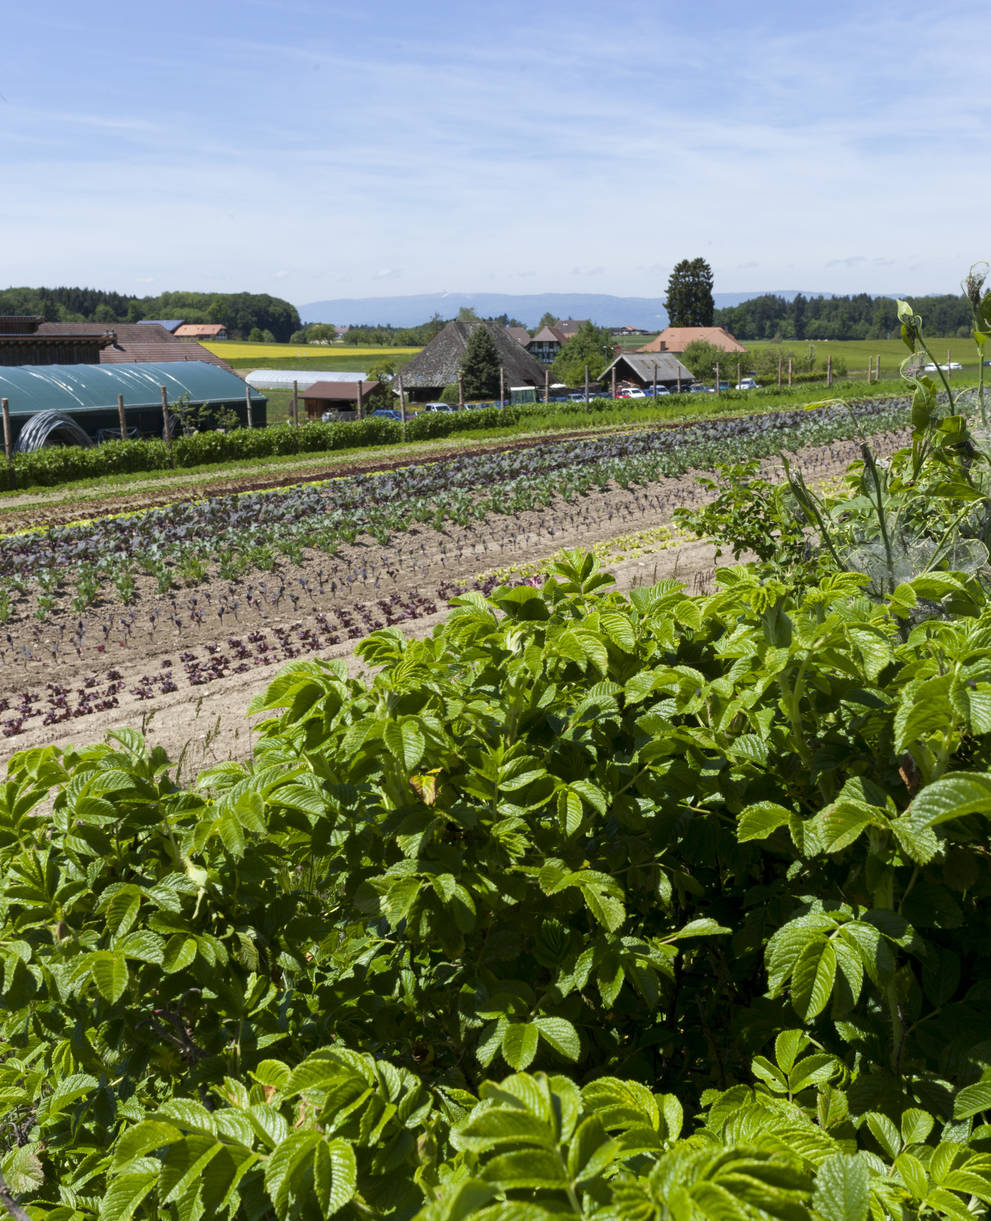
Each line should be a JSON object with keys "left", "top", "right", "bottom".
{"left": 370, "top": 409, "right": 402, "bottom": 421}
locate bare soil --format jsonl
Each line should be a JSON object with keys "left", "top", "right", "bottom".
{"left": 0, "top": 430, "right": 908, "bottom": 779}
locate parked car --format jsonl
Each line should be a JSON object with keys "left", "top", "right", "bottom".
{"left": 736, "top": 378, "right": 759, "bottom": 390}
{"left": 642, "top": 386, "right": 670, "bottom": 396}
{"left": 924, "top": 361, "right": 962, "bottom": 371}
{"left": 617, "top": 387, "right": 647, "bottom": 399}
{"left": 370, "top": 409, "right": 402, "bottom": 420}
{"left": 422, "top": 402, "right": 455, "bottom": 412}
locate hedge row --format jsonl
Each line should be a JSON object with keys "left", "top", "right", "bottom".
{"left": 0, "top": 409, "right": 521, "bottom": 492}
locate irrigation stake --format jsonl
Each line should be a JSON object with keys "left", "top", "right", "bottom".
{"left": 1, "top": 398, "right": 14, "bottom": 491}
{"left": 117, "top": 393, "right": 127, "bottom": 441}
{"left": 160, "top": 385, "right": 175, "bottom": 468}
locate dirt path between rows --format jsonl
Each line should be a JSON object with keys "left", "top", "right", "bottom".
{"left": 0, "top": 431, "right": 908, "bottom": 779}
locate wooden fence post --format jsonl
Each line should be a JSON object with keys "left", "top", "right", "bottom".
{"left": 947, "top": 347, "right": 953, "bottom": 380}
{"left": 544, "top": 370, "right": 549, "bottom": 404}
{"left": 715, "top": 363, "right": 720, "bottom": 394}
{"left": 160, "top": 386, "right": 174, "bottom": 467}
{"left": 736, "top": 361, "right": 741, "bottom": 388}
{"left": 244, "top": 383, "right": 253, "bottom": 428}
{"left": 499, "top": 366, "right": 505, "bottom": 410}
{"left": 611, "top": 366, "right": 616, "bottom": 399}
{"left": 584, "top": 364, "right": 589, "bottom": 405}
{"left": 788, "top": 358, "right": 793, "bottom": 387}
{"left": 827, "top": 354, "right": 833, "bottom": 387}
{"left": 876, "top": 354, "right": 880, "bottom": 381}
{"left": 357, "top": 381, "right": 364, "bottom": 419}
{"left": 292, "top": 380, "right": 299, "bottom": 427}
{"left": 458, "top": 373, "right": 464, "bottom": 410}
{"left": 652, "top": 362, "right": 658, "bottom": 399}
{"left": 1, "top": 398, "right": 14, "bottom": 491}
{"left": 398, "top": 375, "right": 407, "bottom": 442}
{"left": 117, "top": 393, "right": 127, "bottom": 441}
{"left": 777, "top": 356, "right": 783, "bottom": 389}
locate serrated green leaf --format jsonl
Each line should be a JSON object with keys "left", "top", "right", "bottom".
{"left": 737, "top": 802, "right": 792, "bottom": 842}
{"left": 534, "top": 1017, "right": 580, "bottom": 1062}
{"left": 89, "top": 950, "right": 129, "bottom": 1004}
{"left": 502, "top": 1023, "right": 540, "bottom": 1070}
{"left": 954, "top": 1081, "right": 991, "bottom": 1119}
{"left": 813, "top": 1152, "right": 869, "bottom": 1221}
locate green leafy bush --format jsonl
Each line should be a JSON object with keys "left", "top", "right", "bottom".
{"left": 7, "top": 548, "right": 991, "bottom": 1215}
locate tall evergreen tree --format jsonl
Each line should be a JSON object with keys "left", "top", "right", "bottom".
{"left": 459, "top": 324, "right": 501, "bottom": 398}
{"left": 664, "top": 257, "right": 715, "bottom": 326}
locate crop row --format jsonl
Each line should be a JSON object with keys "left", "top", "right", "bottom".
{"left": 0, "top": 573, "right": 519, "bottom": 739}
{"left": 0, "top": 399, "right": 909, "bottom": 623}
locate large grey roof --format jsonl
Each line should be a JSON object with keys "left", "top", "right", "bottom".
{"left": 396, "top": 320, "right": 548, "bottom": 390}
{"left": 601, "top": 352, "right": 695, "bottom": 383}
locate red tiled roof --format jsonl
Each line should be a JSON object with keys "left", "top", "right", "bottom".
{"left": 174, "top": 324, "right": 228, "bottom": 339}
{"left": 639, "top": 326, "right": 747, "bottom": 354}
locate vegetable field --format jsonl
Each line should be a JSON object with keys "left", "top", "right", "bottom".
{"left": 8, "top": 305, "right": 991, "bottom": 1220}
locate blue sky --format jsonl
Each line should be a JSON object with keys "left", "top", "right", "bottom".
{"left": 2, "top": 0, "right": 986, "bottom": 309}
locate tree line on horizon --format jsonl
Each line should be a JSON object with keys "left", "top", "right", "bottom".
{"left": 0, "top": 286, "right": 301, "bottom": 342}
{"left": 713, "top": 291, "right": 974, "bottom": 341}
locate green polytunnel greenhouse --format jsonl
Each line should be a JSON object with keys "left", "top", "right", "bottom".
{"left": 0, "top": 362, "right": 266, "bottom": 450}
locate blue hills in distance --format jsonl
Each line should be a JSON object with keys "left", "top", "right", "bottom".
{"left": 298, "top": 290, "right": 831, "bottom": 331}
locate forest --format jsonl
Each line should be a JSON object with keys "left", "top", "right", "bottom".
{"left": 713, "top": 291, "right": 973, "bottom": 341}
{"left": 0, "top": 287, "right": 301, "bottom": 343}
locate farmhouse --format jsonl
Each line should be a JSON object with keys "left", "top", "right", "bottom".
{"left": 638, "top": 326, "right": 747, "bottom": 355}
{"left": 600, "top": 352, "right": 694, "bottom": 392}
{"left": 396, "top": 320, "right": 548, "bottom": 400}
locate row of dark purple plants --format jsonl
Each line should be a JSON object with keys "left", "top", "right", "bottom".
{"left": 0, "top": 575, "right": 516, "bottom": 739}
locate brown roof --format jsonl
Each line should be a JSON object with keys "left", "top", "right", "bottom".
{"left": 36, "top": 322, "right": 233, "bottom": 370}
{"left": 638, "top": 326, "right": 747, "bottom": 355}
{"left": 302, "top": 380, "right": 378, "bottom": 401}
{"left": 0, "top": 316, "right": 44, "bottom": 335}
{"left": 529, "top": 325, "right": 568, "bottom": 345}
{"left": 506, "top": 326, "right": 531, "bottom": 346}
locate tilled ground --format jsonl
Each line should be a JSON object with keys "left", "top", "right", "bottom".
{"left": 0, "top": 430, "right": 908, "bottom": 777}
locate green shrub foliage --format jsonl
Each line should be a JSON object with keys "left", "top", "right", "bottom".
{"left": 7, "top": 546, "right": 991, "bottom": 1216}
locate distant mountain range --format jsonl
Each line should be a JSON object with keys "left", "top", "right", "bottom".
{"left": 298, "top": 291, "right": 827, "bottom": 331}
